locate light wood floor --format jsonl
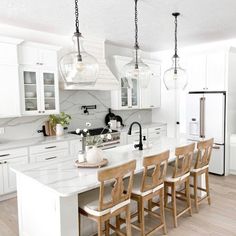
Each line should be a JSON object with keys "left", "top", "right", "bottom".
{"left": 0, "top": 175, "right": 236, "bottom": 236}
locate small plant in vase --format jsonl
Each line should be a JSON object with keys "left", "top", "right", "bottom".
{"left": 76, "top": 122, "right": 113, "bottom": 164}
{"left": 49, "top": 112, "right": 72, "bottom": 136}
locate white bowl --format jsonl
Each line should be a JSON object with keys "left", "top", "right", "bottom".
{"left": 25, "top": 92, "right": 36, "bottom": 98}
{"left": 45, "top": 92, "right": 53, "bottom": 97}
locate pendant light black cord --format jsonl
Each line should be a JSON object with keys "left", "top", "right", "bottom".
{"left": 134, "top": 0, "right": 139, "bottom": 69}
{"left": 172, "top": 12, "right": 180, "bottom": 74}
{"left": 74, "top": 0, "right": 82, "bottom": 61}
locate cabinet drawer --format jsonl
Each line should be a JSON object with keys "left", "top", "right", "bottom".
{"left": 0, "top": 148, "right": 28, "bottom": 161}
{"left": 30, "top": 149, "right": 69, "bottom": 163}
{"left": 148, "top": 126, "right": 167, "bottom": 134}
{"left": 29, "top": 141, "right": 68, "bottom": 155}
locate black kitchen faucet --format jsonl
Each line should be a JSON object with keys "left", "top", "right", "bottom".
{"left": 127, "top": 122, "right": 143, "bottom": 150}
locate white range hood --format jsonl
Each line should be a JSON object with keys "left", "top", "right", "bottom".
{"left": 60, "top": 38, "right": 119, "bottom": 91}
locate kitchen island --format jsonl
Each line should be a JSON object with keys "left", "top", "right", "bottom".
{"left": 12, "top": 137, "right": 195, "bottom": 236}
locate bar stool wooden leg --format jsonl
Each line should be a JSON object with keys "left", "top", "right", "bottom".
{"left": 105, "top": 220, "right": 109, "bottom": 236}
{"left": 171, "top": 183, "right": 178, "bottom": 228}
{"left": 205, "top": 171, "right": 211, "bottom": 205}
{"left": 186, "top": 178, "right": 192, "bottom": 216}
{"left": 164, "top": 184, "right": 168, "bottom": 207}
{"left": 98, "top": 219, "right": 103, "bottom": 236}
{"left": 140, "top": 199, "right": 145, "bottom": 236}
{"left": 126, "top": 205, "right": 132, "bottom": 236}
{"left": 116, "top": 215, "right": 121, "bottom": 230}
{"left": 193, "top": 173, "right": 199, "bottom": 212}
{"left": 160, "top": 188, "right": 167, "bottom": 235}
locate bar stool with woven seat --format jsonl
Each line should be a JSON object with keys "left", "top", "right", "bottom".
{"left": 127, "top": 150, "right": 169, "bottom": 236}
{"left": 190, "top": 138, "right": 214, "bottom": 212}
{"left": 78, "top": 160, "right": 136, "bottom": 236}
{"left": 164, "top": 143, "right": 195, "bottom": 228}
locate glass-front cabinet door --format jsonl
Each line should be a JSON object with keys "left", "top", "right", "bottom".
{"left": 119, "top": 78, "right": 139, "bottom": 109}
{"left": 131, "top": 79, "right": 138, "bottom": 107}
{"left": 20, "top": 66, "right": 59, "bottom": 115}
{"left": 120, "top": 78, "right": 129, "bottom": 108}
{"left": 20, "top": 67, "right": 40, "bottom": 115}
{"left": 41, "top": 70, "right": 58, "bottom": 114}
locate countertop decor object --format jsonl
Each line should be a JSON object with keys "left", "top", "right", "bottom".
{"left": 163, "top": 12, "right": 187, "bottom": 90}
{"left": 59, "top": 0, "right": 99, "bottom": 86}
{"left": 49, "top": 112, "right": 72, "bottom": 136}
{"left": 75, "top": 158, "right": 108, "bottom": 168}
{"left": 122, "top": 0, "right": 151, "bottom": 89}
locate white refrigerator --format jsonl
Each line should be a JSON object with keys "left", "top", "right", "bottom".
{"left": 186, "top": 91, "right": 226, "bottom": 175}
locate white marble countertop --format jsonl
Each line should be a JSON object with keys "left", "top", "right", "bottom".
{"left": 11, "top": 137, "right": 194, "bottom": 197}
{"left": 0, "top": 134, "right": 81, "bottom": 151}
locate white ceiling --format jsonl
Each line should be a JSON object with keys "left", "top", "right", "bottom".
{"left": 1, "top": 0, "right": 236, "bottom": 51}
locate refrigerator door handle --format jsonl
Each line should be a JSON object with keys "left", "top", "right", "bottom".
{"left": 200, "top": 97, "right": 205, "bottom": 138}
{"left": 212, "top": 145, "right": 220, "bottom": 149}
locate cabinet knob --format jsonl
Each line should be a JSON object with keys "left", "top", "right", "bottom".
{"left": 42, "top": 111, "right": 45, "bottom": 113}
{"left": 3, "top": 161, "right": 7, "bottom": 164}
{"left": 38, "top": 111, "right": 42, "bottom": 113}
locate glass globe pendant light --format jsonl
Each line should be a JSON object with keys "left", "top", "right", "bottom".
{"left": 59, "top": 0, "right": 99, "bottom": 86}
{"left": 122, "top": 0, "right": 151, "bottom": 89}
{"left": 163, "top": 12, "right": 187, "bottom": 90}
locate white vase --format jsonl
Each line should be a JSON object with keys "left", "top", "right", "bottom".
{"left": 86, "top": 146, "right": 104, "bottom": 164}
{"left": 55, "top": 124, "right": 64, "bottom": 136}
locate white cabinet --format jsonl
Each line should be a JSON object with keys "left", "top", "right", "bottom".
{"left": 20, "top": 66, "right": 59, "bottom": 115}
{"left": 69, "top": 139, "right": 82, "bottom": 156}
{"left": 111, "top": 56, "right": 161, "bottom": 110}
{"left": 0, "top": 38, "right": 23, "bottom": 118}
{"left": 140, "top": 77, "right": 161, "bottom": 109}
{"left": 3, "top": 156, "right": 28, "bottom": 193}
{"left": 147, "top": 125, "right": 167, "bottom": 142}
{"left": 18, "top": 42, "right": 60, "bottom": 116}
{"left": 29, "top": 141, "right": 69, "bottom": 163}
{"left": 186, "top": 51, "right": 226, "bottom": 91}
{"left": 18, "top": 43, "right": 58, "bottom": 68}
{"left": 0, "top": 65, "right": 21, "bottom": 118}
{"left": 0, "top": 147, "right": 28, "bottom": 195}
{"left": 206, "top": 52, "right": 226, "bottom": 91}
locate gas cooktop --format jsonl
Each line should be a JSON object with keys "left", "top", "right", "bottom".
{"left": 69, "top": 128, "right": 118, "bottom": 136}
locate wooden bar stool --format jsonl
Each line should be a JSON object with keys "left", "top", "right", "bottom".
{"left": 127, "top": 150, "right": 169, "bottom": 235}
{"left": 190, "top": 138, "right": 214, "bottom": 212}
{"left": 164, "top": 143, "right": 195, "bottom": 228}
{"left": 78, "top": 160, "right": 136, "bottom": 236}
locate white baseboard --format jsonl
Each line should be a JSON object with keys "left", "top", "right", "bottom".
{"left": 0, "top": 192, "right": 16, "bottom": 201}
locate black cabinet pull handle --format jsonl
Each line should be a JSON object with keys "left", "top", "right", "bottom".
{"left": 45, "top": 146, "right": 56, "bottom": 149}
{"left": 45, "top": 156, "right": 57, "bottom": 161}
{"left": 0, "top": 154, "right": 10, "bottom": 157}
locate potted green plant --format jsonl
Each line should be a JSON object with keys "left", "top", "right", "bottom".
{"left": 49, "top": 112, "right": 72, "bottom": 136}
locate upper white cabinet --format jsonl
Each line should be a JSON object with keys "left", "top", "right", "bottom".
{"left": 18, "top": 42, "right": 58, "bottom": 68}
{"left": 18, "top": 42, "right": 60, "bottom": 115}
{"left": 0, "top": 37, "right": 23, "bottom": 118}
{"left": 111, "top": 56, "right": 161, "bottom": 110}
{"left": 186, "top": 51, "right": 226, "bottom": 91}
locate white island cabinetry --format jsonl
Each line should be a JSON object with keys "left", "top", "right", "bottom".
{"left": 12, "top": 137, "right": 198, "bottom": 236}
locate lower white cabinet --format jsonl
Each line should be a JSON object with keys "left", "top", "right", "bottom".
{"left": 0, "top": 147, "right": 28, "bottom": 195}
{"left": 2, "top": 156, "right": 28, "bottom": 193}
{"left": 30, "top": 150, "right": 69, "bottom": 163}
{"left": 29, "top": 141, "right": 69, "bottom": 163}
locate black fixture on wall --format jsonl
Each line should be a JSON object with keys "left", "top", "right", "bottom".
{"left": 81, "top": 105, "right": 97, "bottom": 115}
